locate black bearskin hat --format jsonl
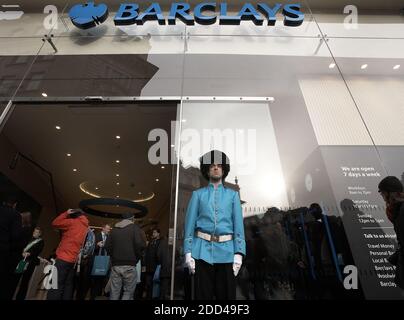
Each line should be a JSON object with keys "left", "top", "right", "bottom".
{"left": 199, "top": 150, "right": 230, "bottom": 181}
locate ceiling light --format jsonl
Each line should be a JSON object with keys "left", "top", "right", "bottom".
{"left": 138, "top": 192, "right": 142, "bottom": 195}
{"left": 116, "top": 160, "right": 120, "bottom": 164}
{"left": 361, "top": 64, "right": 368, "bottom": 70}
{"left": 116, "top": 182, "right": 120, "bottom": 185}
{"left": 155, "top": 178, "right": 159, "bottom": 182}
{"left": 161, "top": 166, "right": 165, "bottom": 169}
{"left": 116, "top": 195, "right": 120, "bottom": 198}
{"left": 55, "top": 126, "right": 61, "bottom": 130}
{"left": 393, "top": 64, "right": 401, "bottom": 70}
{"left": 95, "top": 187, "right": 99, "bottom": 190}
{"left": 116, "top": 135, "right": 121, "bottom": 139}
{"left": 67, "top": 153, "right": 71, "bottom": 157}
{"left": 73, "top": 168, "right": 77, "bottom": 172}
{"left": 329, "top": 63, "right": 336, "bottom": 69}
{"left": 42, "top": 93, "right": 48, "bottom": 97}
{"left": 116, "top": 174, "right": 120, "bottom": 177}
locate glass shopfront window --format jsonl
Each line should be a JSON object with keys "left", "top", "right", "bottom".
{"left": 0, "top": 1, "right": 403, "bottom": 301}
{"left": 327, "top": 38, "right": 404, "bottom": 299}
{"left": 171, "top": 28, "right": 401, "bottom": 299}
{"left": 0, "top": 102, "right": 178, "bottom": 300}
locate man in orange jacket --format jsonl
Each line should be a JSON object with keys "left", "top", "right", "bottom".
{"left": 47, "top": 209, "right": 89, "bottom": 300}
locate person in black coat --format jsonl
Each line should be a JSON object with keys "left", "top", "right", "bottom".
{"left": 378, "top": 176, "right": 404, "bottom": 289}
{"left": 156, "top": 235, "right": 171, "bottom": 300}
{"left": 15, "top": 227, "right": 44, "bottom": 300}
{"left": 90, "top": 224, "right": 111, "bottom": 300}
{"left": 145, "top": 228, "right": 171, "bottom": 300}
{"left": 144, "top": 228, "right": 162, "bottom": 299}
{"left": 9, "top": 211, "right": 34, "bottom": 298}
{"left": 0, "top": 195, "right": 22, "bottom": 300}
{"left": 105, "top": 214, "right": 146, "bottom": 300}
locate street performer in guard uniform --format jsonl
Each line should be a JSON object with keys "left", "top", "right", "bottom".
{"left": 184, "top": 150, "right": 246, "bottom": 300}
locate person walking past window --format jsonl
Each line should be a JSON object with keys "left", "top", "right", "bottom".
{"left": 105, "top": 213, "right": 146, "bottom": 300}
{"left": 378, "top": 176, "right": 404, "bottom": 290}
{"left": 90, "top": 224, "right": 111, "bottom": 300}
{"left": 15, "top": 227, "right": 44, "bottom": 300}
{"left": 47, "top": 209, "right": 89, "bottom": 300}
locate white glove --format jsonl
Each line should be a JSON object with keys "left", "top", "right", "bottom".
{"left": 185, "top": 253, "right": 195, "bottom": 275}
{"left": 233, "top": 254, "right": 243, "bottom": 277}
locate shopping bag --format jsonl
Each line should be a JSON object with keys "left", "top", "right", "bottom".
{"left": 91, "top": 249, "right": 110, "bottom": 276}
{"left": 15, "top": 258, "right": 29, "bottom": 274}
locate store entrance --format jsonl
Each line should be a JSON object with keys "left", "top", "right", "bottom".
{"left": 0, "top": 101, "right": 178, "bottom": 300}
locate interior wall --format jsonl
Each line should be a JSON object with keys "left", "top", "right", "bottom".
{"left": 0, "top": 131, "right": 61, "bottom": 258}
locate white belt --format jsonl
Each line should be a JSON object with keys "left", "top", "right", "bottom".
{"left": 196, "top": 231, "right": 233, "bottom": 243}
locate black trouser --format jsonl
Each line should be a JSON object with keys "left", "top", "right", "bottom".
{"left": 47, "top": 259, "right": 75, "bottom": 300}
{"left": 90, "top": 275, "right": 107, "bottom": 300}
{"left": 194, "top": 259, "right": 236, "bottom": 300}
{"left": 159, "top": 277, "right": 170, "bottom": 300}
{"left": 7, "top": 252, "right": 21, "bottom": 300}
{"left": 15, "top": 261, "right": 37, "bottom": 300}
{"left": 145, "top": 272, "right": 155, "bottom": 299}
{"left": 145, "top": 270, "right": 168, "bottom": 300}
{"left": 134, "top": 271, "right": 146, "bottom": 299}
{"left": 75, "top": 258, "right": 92, "bottom": 300}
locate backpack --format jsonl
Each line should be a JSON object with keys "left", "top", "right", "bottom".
{"left": 81, "top": 228, "right": 96, "bottom": 258}
{"left": 76, "top": 228, "right": 95, "bottom": 273}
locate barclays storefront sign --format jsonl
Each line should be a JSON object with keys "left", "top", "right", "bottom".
{"left": 69, "top": 2, "right": 304, "bottom": 29}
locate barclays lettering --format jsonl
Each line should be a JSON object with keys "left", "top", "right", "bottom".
{"left": 69, "top": 2, "right": 304, "bottom": 29}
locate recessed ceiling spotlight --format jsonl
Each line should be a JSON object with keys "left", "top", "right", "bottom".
{"left": 116, "top": 160, "right": 120, "bottom": 164}
{"left": 116, "top": 135, "right": 121, "bottom": 139}
{"left": 161, "top": 166, "right": 165, "bottom": 169}
{"left": 116, "top": 182, "right": 120, "bottom": 185}
{"left": 393, "top": 64, "right": 401, "bottom": 70}
{"left": 361, "top": 64, "right": 368, "bottom": 70}
{"left": 329, "top": 63, "right": 336, "bottom": 69}
{"left": 55, "top": 126, "right": 61, "bottom": 130}
{"left": 155, "top": 178, "right": 159, "bottom": 182}
{"left": 73, "top": 168, "right": 77, "bottom": 172}
{"left": 67, "top": 153, "right": 71, "bottom": 157}
{"left": 116, "top": 174, "right": 120, "bottom": 177}
{"left": 42, "top": 92, "right": 48, "bottom": 97}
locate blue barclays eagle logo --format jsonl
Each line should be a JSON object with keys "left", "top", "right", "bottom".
{"left": 69, "top": 2, "right": 108, "bottom": 29}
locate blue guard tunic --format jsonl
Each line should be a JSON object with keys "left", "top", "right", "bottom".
{"left": 184, "top": 183, "right": 246, "bottom": 264}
